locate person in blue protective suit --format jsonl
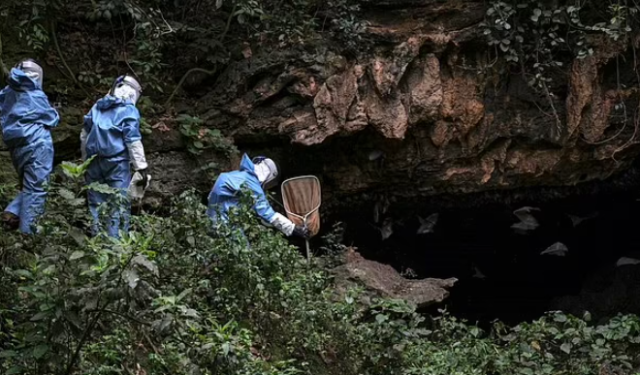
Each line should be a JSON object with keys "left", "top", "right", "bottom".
{"left": 208, "top": 154, "right": 310, "bottom": 239}
{"left": 0, "top": 59, "right": 60, "bottom": 234}
{"left": 80, "top": 75, "right": 149, "bottom": 238}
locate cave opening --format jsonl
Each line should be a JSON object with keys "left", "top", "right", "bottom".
{"left": 331, "top": 188, "right": 640, "bottom": 327}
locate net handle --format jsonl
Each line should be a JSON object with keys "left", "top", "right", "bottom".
{"left": 281, "top": 175, "right": 321, "bottom": 222}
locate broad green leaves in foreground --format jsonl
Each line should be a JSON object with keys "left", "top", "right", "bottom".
{"left": 1, "top": 165, "right": 640, "bottom": 375}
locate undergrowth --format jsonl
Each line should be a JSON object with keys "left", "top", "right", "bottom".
{"left": 1, "top": 161, "right": 640, "bottom": 375}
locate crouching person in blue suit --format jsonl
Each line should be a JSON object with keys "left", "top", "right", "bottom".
{"left": 207, "top": 154, "right": 310, "bottom": 240}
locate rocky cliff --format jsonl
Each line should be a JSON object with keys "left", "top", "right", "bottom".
{"left": 1, "top": 0, "right": 639, "bottom": 214}
{"left": 153, "top": 1, "right": 640, "bottom": 212}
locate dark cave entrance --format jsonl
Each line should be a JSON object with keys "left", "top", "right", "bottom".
{"left": 332, "top": 188, "right": 640, "bottom": 327}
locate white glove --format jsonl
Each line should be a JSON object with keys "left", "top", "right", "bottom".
{"left": 129, "top": 171, "right": 152, "bottom": 200}
{"left": 269, "top": 212, "right": 296, "bottom": 236}
{"left": 128, "top": 140, "right": 148, "bottom": 171}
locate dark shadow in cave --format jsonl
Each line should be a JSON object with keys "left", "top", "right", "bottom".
{"left": 336, "top": 189, "right": 640, "bottom": 327}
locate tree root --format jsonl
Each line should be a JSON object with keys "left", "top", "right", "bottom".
{"left": 163, "top": 67, "right": 217, "bottom": 109}
{"left": 0, "top": 32, "right": 8, "bottom": 85}
{"left": 163, "top": 3, "right": 236, "bottom": 109}
{"left": 50, "top": 22, "right": 91, "bottom": 97}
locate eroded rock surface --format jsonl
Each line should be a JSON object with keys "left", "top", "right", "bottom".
{"left": 171, "top": 1, "right": 640, "bottom": 211}
{"left": 3, "top": 1, "right": 640, "bottom": 211}
{"left": 331, "top": 248, "right": 457, "bottom": 308}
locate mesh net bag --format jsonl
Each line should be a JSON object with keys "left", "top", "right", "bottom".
{"left": 281, "top": 176, "right": 321, "bottom": 237}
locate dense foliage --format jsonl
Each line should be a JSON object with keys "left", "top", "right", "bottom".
{"left": 2, "top": 164, "right": 640, "bottom": 375}
{"left": 0, "top": 0, "right": 366, "bottom": 104}
{"left": 480, "top": 0, "right": 640, "bottom": 138}
{"left": 3, "top": 1, "right": 640, "bottom": 373}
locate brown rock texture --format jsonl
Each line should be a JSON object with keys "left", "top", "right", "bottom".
{"left": 5, "top": 1, "right": 635, "bottom": 210}
{"left": 158, "top": 0, "right": 640, "bottom": 211}
{"left": 331, "top": 248, "right": 457, "bottom": 308}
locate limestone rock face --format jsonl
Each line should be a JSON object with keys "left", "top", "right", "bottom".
{"left": 331, "top": 248, "right": 457, "bottom": 309}
{"left": 3, "top": 1, "right": 640, "bottom": 211}
{"left": 175, "top": 1, "right": 640, "bottom": 210}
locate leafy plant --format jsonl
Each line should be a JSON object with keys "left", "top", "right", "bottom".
{"left": 2, "top": 166, "right": 640, "bottom": 375}
{"left": 178, "top": 114, "right": 238, "bottom": 158}
{"left": 326, "top": 0, "right": 369, "bottom": 52}
{"left": 481, "top": 0, "right": 638, "bottom": 88}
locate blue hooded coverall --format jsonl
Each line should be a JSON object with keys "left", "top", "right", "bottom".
{"left": 207, "top": 154, "right": 277, "bottom": 228}
{"left": 0, "top": 68, "right": 59, "bottom": 233}
{"left": 83, "top": 95, "right": 141, "bottom": 238}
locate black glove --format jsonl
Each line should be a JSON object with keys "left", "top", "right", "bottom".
{"left": 292, "top": 225, "right": 311, "bottom": 239}
{"left": 136, "top": 170, "right": 149, "bottom": 187}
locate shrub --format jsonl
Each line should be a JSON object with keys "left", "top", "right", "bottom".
{"left": 1, "top": 161, "right": 640, "bottom": 375}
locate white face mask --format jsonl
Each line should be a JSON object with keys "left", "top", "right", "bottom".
{"left": 113, "top": 84, "right": 139, "bottom": 104}
{"left": 24, "top": 71, "right": 42, "bottom": 86}
{"left": 254, "top": 159, "right": 278, "bottom": 189}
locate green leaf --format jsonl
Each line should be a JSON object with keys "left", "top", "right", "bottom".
{"left": 6, "top": 366, "right": 24, "bottom": 375}
{"left": 61, "top": 162, "right": 80, "bottom": 178}
{"left": 30, "top": 311, "right": 49, "bottom": 321}
{"left": 154, "top": 305, "right": 172, "bottom": 313}
{"left": 32, "top": 344, "right": 49, "bottom": 359}
{"left": 132, "top": 255, "right": 159, "bottom": 276}
{"left": 0, "top": 350, "right": 17, "bottom": 358}
{"left": 554, "top": 313, "right": 568, "bottom": 323}
{"left": 221, "top": 342, "right": 231, "bottom": 356}
{"left": 58, "top": 188, "right": 76, "bottom": 200}
{"left": 125, "top": 269, "right": 140, "bottom": 289}
{"left": 13, "top": 269, "right": 33, "bottom": 279}
{"left": 560, "top": 343, "right": 572, "bottom": 354}
{"left": 70, "top": 228, "right": 86, "bottom": 246}
{"left": 470, "top": 327, "right": 480, "bottom": 338}
{"left": 86, "top": 182, "right": 119, "bottom": 195}
{"left": 531, "top": 8, "right": 541, "bottom": 22}
{"left": 177, "top": 288, "right": 192, "bottom": 302}
{"left": 187, "top": 236, "right": 195, "bottom": 246}
{"left": 70, "top": 251, "right": 85, "bottom": 260}
{"left": 193, "top": 141, "right": 204, "bottom": 149}
{"left": 345, "top": 296, "right": 354, "bottom": 304}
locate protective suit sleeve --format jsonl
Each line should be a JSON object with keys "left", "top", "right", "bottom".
{"left": 122, "top": 116, "right": 142, "bottom": 144}
{"left": 127, "top": 140, "right": 148, "bottom": 171}
{"left": 269, "top": 212, "right": 296, "bottom": 236}
{"left": 34, "top": 94, "right": 60, "bottom": 128}
{"left": 252, "top": 186, "right": 278, "bottom": 224}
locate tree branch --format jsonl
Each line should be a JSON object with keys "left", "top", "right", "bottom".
{"left": 50, "top": 21, "right": 90, "bottom": 97}
{"left": 163, "top": 3, "right": 237, "bottom": 109}
{"left": 86, "top": 308, "right": 151, "bottom": 326}
{"left": 163, "top": 67, "right": 218, "bottom": 108}
{"left": 0, "top": 31, "right": 8, "bottom": 85}
{"left": 64, "top": 309, "right": 102, "bottom": 375}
